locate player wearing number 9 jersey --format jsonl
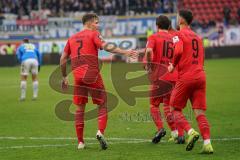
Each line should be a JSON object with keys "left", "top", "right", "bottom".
{"left": 168, "top": 10, "right": 213, "bottom": 154}
{"left": 144, "top": 15, "right": 184, "bottom": 144}
{"left": 60, "top": 13, "right": 136, "bottom": 150}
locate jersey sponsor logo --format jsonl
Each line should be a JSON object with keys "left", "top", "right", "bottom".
{"left": 24, "top": 44, "right": 35, "bottom": 52}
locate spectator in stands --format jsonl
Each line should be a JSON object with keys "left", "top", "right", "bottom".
{"left": 223, "top": 6, "right": 231, "bottom": 26}
{"left": 0, "top": 0, "right": 177, "bottom": 18}
{"left": 0, "top": 14, "right": 4, "bottom": 25}
{"left": 237, "top": 6, "right": 240, "bottom": 24}
{"left": 208, "top": 19, "right": 216, "bottom": 28}
{"left": 163, "top": 0, "right": 174, "bottom": 13}
{"left": 191, "top": 19, "right": 201, "bottom": 30}
{"left": 154, "top": 1, "right": 163, "bottom": 14}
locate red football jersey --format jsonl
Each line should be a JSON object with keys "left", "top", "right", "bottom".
{"left": 64, "top": 29, "right": 105, "bottom": 79}
{"left": 173, "top": 27, "right": 205, "bottom": 80}
{"left": 146, "top": 31, "right": 178, "bottom": 82}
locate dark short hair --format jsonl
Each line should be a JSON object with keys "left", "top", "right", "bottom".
{"left": 179, "top": 9, "right": 193, "bottom": 25}
{"left": 23, "top": 38, "right": 29, "bottom": 43}
{"left": 156, "top": 15, "right": 171, "bottom": 30}
{"left": 82, "top": 13, "right": 99, "bottom": 25}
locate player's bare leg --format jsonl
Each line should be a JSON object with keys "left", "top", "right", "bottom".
{"left": 20, "top": 75, "right": 27, "bottom": 101}
{"left": 96, "top": 103, "right": 108, "bottom": 150}
{"left": 76, "top": 104, "right": 86, "bottom": 149}
{"left": 32, "top": 74, "right": 38, "bottom": 100}
{"left": 171, "top": 107, "right": 200, "bottom": 151}
{"left": 194, "top": 109, "right": 213, "bottom": 154}
{"left": 150, "top": 104, "right": 166, "bottom": 144}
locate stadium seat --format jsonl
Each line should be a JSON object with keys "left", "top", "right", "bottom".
{"left": 179, "top": 0, "right": 237, "bottom": 25}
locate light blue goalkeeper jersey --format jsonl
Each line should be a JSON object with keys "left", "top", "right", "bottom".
{"left": 16, "top": 43, "right": 42, "bottom": 65}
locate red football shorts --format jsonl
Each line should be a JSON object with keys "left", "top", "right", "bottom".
{"left": 170, "top": 77, "right": 207, "bottom": 110}
{"left": 150, "top": 81, "right": 175, "bottom": 106}
{"left": 73, "top": 74, "right": 107, "bottom": 105}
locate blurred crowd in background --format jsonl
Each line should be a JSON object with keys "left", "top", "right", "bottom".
{"left": 0, "top": 0, "right": 240, "bottom": 31}
{"left": 0, "top": 0, "right": 177, "bottom": 18}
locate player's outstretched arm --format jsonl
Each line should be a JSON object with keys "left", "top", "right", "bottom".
{"left": 102, "top": 42, "right": 137, "bottom": 57}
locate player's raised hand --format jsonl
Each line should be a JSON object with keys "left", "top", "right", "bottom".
{"left": 168, "top": 63, "right": 174, "bottom": 73}
{"left": 61, "top": 77, "right": 69, "bottom": 91}
{"left": 127, "top": 49, "right": 139, "bottom": 59}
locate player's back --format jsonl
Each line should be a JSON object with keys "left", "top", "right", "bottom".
{"left": 177, "top": 27, "right": 205, "bottom": 80}
{"left": 149, "top": 31, "right": 178, "bottom": 82}
{"left": 65, "top": 29, "right": 104, "bottom": 78}
{"left": 67, "top": 30, "right": 100, "bottom": 58}
{"left": 17, "top": 43, "right": 38, "bottom": 62}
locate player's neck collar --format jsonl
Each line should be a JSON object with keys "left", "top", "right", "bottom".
{"left": 158, "top": 29, "right": 168, "bottom": 33}
{"left": 180, "top": 25, "right": 191, "bottom": 30}
{"left": 83, "top": 27, "right": 93, "bottom": 31}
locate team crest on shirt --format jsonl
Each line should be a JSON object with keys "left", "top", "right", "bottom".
{"left": 173, "top": 36, "right": 180, "bottom": 43}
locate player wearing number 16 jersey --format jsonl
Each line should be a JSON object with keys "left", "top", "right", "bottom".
{"left": 144, "top": 15, "right": 183, "bottom": 144}
{"left": 168, "top": 10, "right": 213, "bottom": 154}
{"left": 60, "top": 13, "right": 136, "bottom": 150}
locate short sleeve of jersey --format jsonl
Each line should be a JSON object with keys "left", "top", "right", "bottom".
{"left": 172, "top": 32, "right": 184, "bottom": 54}
{"left": 93, "top": 31, "right": 105, "bottom": 49}
{"left": 146, "top": 35, "right": 155, "bottom": 49}
{"left": 64, "top": 39, "right": 71, "bottom": 55}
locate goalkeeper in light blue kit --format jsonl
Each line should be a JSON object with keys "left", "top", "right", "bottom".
{"left": 16, "top": 38, "right": 41, "bottom": 101}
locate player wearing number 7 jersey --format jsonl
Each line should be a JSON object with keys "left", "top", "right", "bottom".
{"left": 168, "top": 10, "right": 213, "bottom": 154}
{"left": 60, "top": 13, "right": 136, "bottom": 150}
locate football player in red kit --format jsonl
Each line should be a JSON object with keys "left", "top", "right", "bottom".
{"left": 144, "top": 15, "right": 184, "bottom": 144}
{"left": 168, "top": 26, "right": 185, "bottom": 144}
{"left": 60, "top": 13, "right": 136, "bottom": 150}
{"left": 168, "top": 10, "right": 213, "bottom": 154}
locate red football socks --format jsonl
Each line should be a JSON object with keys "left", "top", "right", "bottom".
{"left": 172, "top": 110, "right": 191, "bottom": 132}
{"left": 163, "top": 105, "right": 176, "bottom": 131}
{"left": 75, "top": 108, "right": 85, "bottom": 143}
{"left": 196, "top": 114, "right": 211, "bottom": 140}
{"left": 150, "top": 105, "right": 163, "bottom": 131}
{"left": 98, "top": 106, "right": 108, "bottom": 134}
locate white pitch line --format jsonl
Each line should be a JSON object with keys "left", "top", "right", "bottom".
{"left": 0, "top": 144, "right": 74, "bottom": 150}
{"left": 0, "top": 141, "right": 151, "bottom": 150}
{"left": 0, "top": 137, "right": 151, "bottom": 141}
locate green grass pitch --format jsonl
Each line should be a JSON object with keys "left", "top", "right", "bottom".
{"left": 0, "top": 58, "right": 240, "bottom": 160}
